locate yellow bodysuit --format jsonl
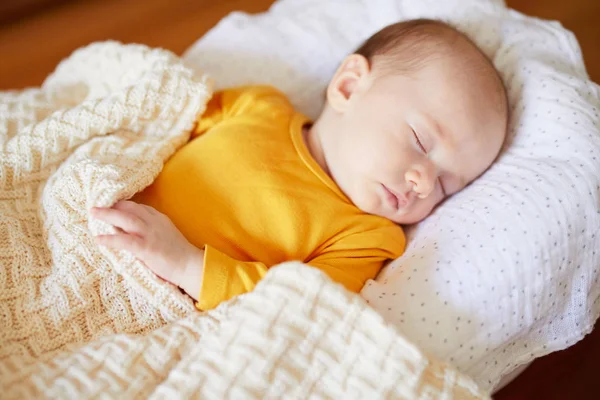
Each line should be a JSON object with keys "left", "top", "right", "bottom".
{"left": 134, "top": 86, "right": 405, "bottom": 310}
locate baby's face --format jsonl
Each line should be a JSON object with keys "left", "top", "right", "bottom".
{"left": 323, "top": 55, "right": 506, "bottom": 224}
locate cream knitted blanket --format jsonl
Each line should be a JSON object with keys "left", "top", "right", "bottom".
{"left": 0, "top": 42, "right": 487, "bottom": 399}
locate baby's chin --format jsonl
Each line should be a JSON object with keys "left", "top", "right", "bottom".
{"left": 389, "top": 211, "right": 429, "bottom": 225}
{"left": 381, "top": 201, "right": 435, "bottom": 225}
{"left": 392, "top": 201, "right": 439, "bottom": 224}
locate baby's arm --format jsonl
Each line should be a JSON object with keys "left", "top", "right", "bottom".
{"left": 308, "top": 252, "right": 392, "bottom": 294}
{"left": 91, "top": 201, "right": 405, "bottom": 309}
{"left": 307, "top": 228, "right": 406, "bottom": 293}
{"left": 91, "top": 200, "right": 204, "bottom": 301}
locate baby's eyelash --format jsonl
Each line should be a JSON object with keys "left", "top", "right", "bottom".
{"left": 412, "top": 129, "right": 426, "bottom": 153}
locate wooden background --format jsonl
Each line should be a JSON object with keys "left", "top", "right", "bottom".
{"left": 1, "top": 0, "right": 598, "bottom": 398}
{"left": 0, "top": 0, "right": 598, "bottom": 89}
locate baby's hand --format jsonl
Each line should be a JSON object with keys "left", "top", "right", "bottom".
{"left": 91, "top": 200, "right": 203, "bottom": 300}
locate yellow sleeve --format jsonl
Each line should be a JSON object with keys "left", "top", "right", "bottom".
{"left": 196, "top": 227, "right": 404, "bottom": 311}
{"left": 306, "top": 228, "right": 405, "bottom": 293}
{"left": 196, "top": 245, "right": 269, "bottom": 311}
{"left": 193, "top": 85, "right": 288, "bottom": 138}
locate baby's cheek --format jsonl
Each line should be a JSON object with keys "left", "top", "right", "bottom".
{"left": 344, "top": 179, "right": 377, "bottom": 215}
{"left": 408, "top": 198, "right": 439, "bottom": 224}
{"left": 360, "top": 189, "right": 383, "bottom": 215}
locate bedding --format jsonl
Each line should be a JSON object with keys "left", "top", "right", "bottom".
{"left": 0, "top": 41, "right": 488, "bottom": 399}
{"left": 183, "top": 0, "right": 600, "bottom": 391}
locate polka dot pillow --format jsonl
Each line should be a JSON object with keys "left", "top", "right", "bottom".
{"left": 183, "top": 0, "right": 600, "bottom": 392}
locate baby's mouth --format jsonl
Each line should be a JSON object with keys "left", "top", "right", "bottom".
{"left": 382, "top": 184, "right": 409, "bottom": 210}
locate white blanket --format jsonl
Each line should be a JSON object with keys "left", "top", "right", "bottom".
{"left": 0, "top": 42, "right": 487, "bottom": 399}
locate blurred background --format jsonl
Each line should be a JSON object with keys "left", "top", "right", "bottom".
{"left": 0, "top": 0, "right": 598, "bottom": 90}
{"left": 1, "top": 0, "right": 598, "bottom": 398}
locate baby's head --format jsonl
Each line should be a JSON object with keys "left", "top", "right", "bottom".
{"left": 309, "top": 19, "right": 508, "bottom": 224}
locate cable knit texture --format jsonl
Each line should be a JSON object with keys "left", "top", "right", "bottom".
{"left": 0, "top": 42, "right": 487, "bottom": 399}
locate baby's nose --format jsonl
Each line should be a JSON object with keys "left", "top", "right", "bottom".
{"left": 412, "top": 176, "right": 434, "bottom": 199}
{"left": 406, "top": 164, "right": 436, "bottom": 199}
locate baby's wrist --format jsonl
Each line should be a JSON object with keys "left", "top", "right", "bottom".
{"left": 176, "top": 246, "right": 205, "bottom": 301}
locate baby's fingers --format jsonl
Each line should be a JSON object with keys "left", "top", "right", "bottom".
{"left": 112, "top": 200, "right": 154, "bottom": 218}
{"left": 95, "top": 233, "right": 146, "bottom": 255}
{"left": 91, "top": 206, "right": 146, "bottom": 235}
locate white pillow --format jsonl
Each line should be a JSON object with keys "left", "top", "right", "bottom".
{"left": 183, "top": 0, "right": 600, "bottom": 392}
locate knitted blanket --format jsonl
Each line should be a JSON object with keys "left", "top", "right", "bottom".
{"left": 0, "top": 42, "right": 487, "bottom": 399}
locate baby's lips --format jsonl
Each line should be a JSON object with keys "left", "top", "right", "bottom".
{"left": 397, "top": 195, "right": 409, "bottom": 208}
{"left": 389, "top": 186, "right": 410, "bottom": 209}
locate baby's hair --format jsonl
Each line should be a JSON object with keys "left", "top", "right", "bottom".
{"left": 355, "top": 18, "right": 508, "bottom": 118}
{"left": 355, "top": 19, "right": 456, "bottom": 73}
{"left": 356, "top": 19, "right": 481, "bottom": 73}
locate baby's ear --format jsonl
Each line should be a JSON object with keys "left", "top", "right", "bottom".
{"left": 326, "top": 54, "right": 371, "bottom": 113}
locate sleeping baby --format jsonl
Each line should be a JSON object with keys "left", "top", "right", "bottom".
{"left": 91, "top": 19, "right": 508, "bottom": 310}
